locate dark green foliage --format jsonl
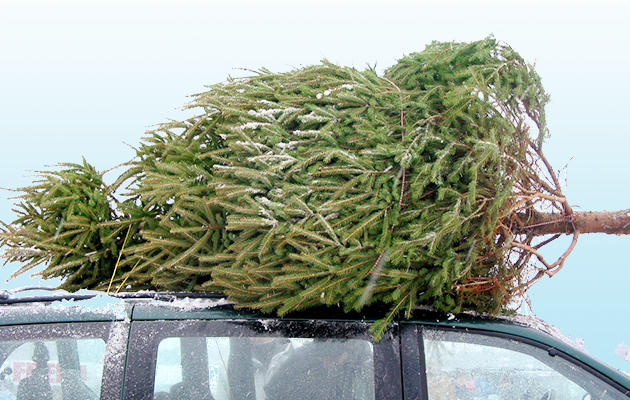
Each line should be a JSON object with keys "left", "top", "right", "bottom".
{"left": 1, "top": 37, "right": 557, "bottom": 337}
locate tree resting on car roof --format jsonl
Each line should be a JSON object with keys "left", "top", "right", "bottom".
{"left": 2, "top": 37, "right": 629, "bottom": 339}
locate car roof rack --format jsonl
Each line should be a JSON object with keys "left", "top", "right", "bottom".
{"left": 0, "top": 287, "right": 228, "bottom": 305}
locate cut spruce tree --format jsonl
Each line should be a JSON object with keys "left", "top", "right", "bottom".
{"left": 2, "top": 37, "right": 629, "bottom": 338}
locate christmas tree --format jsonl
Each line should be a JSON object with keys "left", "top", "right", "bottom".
{"left": 3, "top": 37, "right": 629, "bottom": 338}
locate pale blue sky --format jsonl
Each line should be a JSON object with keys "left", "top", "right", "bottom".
{"left": 1, "top": 0, "right": 629, "bottom": 371}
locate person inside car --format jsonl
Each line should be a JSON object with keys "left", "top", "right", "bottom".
{"left": 16, "top": 343, "right": 53, "bottom": 400}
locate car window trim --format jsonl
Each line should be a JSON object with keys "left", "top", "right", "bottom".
{"left": 401, "top": 324, "right": 430, "bottom": 400}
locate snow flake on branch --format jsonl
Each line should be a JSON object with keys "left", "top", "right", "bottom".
{"left": 298, "top": 112, "right": 335, "bottom": 123}
{"left": 236, "top": 122, "right": 270, "bottom": 130}
{"left": 248, "top": 108, "right": 284, "bottom": 122}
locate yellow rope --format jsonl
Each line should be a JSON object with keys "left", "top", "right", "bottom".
{"left": 116, "top": 259, "right": 141, "bottom": 293}
{"left": 107, "top": 226, "right": 131, "bottom": 294}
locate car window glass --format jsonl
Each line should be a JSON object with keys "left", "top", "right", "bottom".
{"left": 153, "top": 336, "right": 375, "bottom": 400}
{"left": 0, "top": 338, "right": 105, "bottom": 400}
{"left": 423, "top": 329, "right": 626, "bottom": 400}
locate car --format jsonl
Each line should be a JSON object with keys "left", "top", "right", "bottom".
{"left": 0, "top": 288, "right": 629, "bottom": 400}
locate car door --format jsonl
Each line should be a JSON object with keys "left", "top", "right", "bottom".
{"left": 401, "top": 323, "right": 630, "bottom": 400}
{"left": 123, "top": 318, "right": 403, "bottom": 400}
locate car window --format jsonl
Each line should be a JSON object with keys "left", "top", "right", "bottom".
{"left": 0, "top": 323, "right": 114, "bottom": 400}
{"left": 154, "top": 336, "right": 374, "bottom": 400}
{"left": 125, "top": 319, "right": 402, "bottom": 400}
{"left": 422, "top": 328, "right": 628, "bottom": 400}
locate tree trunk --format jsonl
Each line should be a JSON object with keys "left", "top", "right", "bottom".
{"left": 515, "top": 209, "right": 630, "bottom": 236}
